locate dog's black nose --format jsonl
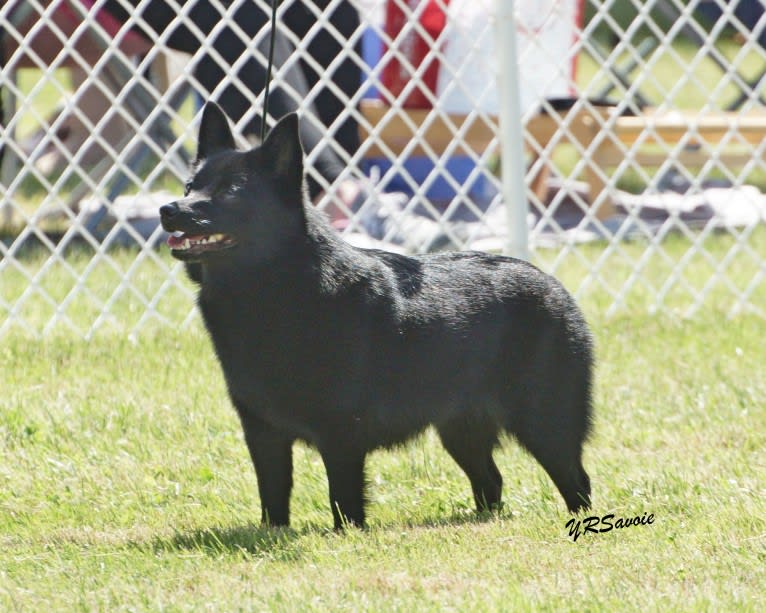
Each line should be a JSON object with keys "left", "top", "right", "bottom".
{"left": 160, "top": 203, "right": 179, "bottom": 219}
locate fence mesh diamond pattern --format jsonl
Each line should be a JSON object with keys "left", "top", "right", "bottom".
{"left": 1, "top": 0, "right": 765, "bottom": 338}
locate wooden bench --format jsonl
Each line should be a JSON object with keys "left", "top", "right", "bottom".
{"left": 528, "top": 106, "right": 766, "bottom": 218}
{"left": 359, "top": 99, "right": 766, "bottom": 220}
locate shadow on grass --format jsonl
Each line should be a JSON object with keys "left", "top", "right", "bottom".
{"left": 145, "top": 523, "right": 307, "bottom": 560}
{"left": 141, "top": 520, "right": 364, "bottom": 560}
{"left": 140, "top": 508, "right": 512, "bottom": 560}
{"left": 394, "top": 505, "right": 514, "bottom": 531}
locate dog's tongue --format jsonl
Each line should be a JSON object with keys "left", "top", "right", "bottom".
{"left": 167, "top": 233, "right": 204, "bottom": 249}
{"left": 167, "top": 234, "right": 186, "bottom": 249}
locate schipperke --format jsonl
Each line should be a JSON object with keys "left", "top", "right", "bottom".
{"left": 160, "top": 102, "right": 594, "bottom": 529}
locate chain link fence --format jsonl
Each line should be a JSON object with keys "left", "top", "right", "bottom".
{"left": 1, "top": 0, "right": 765, "bottom": 338}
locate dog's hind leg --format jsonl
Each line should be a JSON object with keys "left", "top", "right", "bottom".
{"left": 320, "top": 446, "right": 367, "bottom": 529}
{"left": 503, "top": 346, "right": 593, "bottom": 514}
{"left": 238, "top": 410, "right": 294, "bottom": 527}
{"left": 509, "top": 391, "right": 592, "bottom": 514}
{"left": 437, "top": 415, "right": 503, "bottom": 512}
{"left": 524, "top": 443, "right": 591, "bottom": 514}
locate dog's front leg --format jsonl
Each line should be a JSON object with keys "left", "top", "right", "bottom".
{"left": 237, "top": 409, "right": 294, "bottom": 527}
{"left": 320, "top": 446, "right": 367, "bottom": 529}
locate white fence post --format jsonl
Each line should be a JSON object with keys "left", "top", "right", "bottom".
{"left": 495, "top": 0, "right": 529, "bottom": 261}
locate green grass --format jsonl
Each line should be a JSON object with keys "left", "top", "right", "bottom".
{"left": 2, "top": 234, "right": 765, "bottom": 610}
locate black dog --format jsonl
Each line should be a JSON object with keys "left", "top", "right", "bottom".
{"left": 160, "top": 102, "right": 594, "bottom": 529}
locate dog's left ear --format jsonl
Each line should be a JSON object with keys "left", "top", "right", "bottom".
{"left": 197, "top": 102, "right": 236, "bottom": 160}
{"left": 255, "top": 113, "right": 304, "bottom": 191}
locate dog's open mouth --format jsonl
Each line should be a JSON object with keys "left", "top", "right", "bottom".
{"left": 167, "top": 232, "right": 236, "bottom": 254}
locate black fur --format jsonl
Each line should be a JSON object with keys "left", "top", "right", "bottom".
{"left": 160, "top": 102, "right": 594, "bottom": 529}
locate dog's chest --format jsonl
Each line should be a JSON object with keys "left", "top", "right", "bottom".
{"left": 199, "top": 291, "right": 291, "bottom": 370}
{"left": 197, "top": 286, "right": 341, "bottom": 416}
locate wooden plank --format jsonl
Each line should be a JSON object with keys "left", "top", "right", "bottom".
{"left": 613, "top": 110, "right": 766, "bottom": 146}
{"left": 360, "top": 103, "right": 766, "bottom": 159}
{"left": 524, "top": 107, "right": 607, "bottom": 149}
{"left": 358, "top": 100, "right": 498, "bottom": 158}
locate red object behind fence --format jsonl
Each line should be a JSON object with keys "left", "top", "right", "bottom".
{"left": 381, "top": 0, "right": 450, "bottom": 109}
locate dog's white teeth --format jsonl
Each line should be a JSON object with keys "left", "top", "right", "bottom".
{"left": 202, "top": 234, "right": 225, "bottom": 245}
{"left": 171, "top": 233, "right": 228, "bottom": 251}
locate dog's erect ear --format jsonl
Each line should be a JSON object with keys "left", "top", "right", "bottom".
{"left": 255, "top": 113, "right": 303, "bottom": 191}
{"left": 197, "top": 102, "right": 236, "bottom": 160}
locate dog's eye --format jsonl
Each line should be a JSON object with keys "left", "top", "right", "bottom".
{"left": 183, "top": 179, "right": 193, "bottom": 196}
{"left": 216, "top": 183, "right": 241, "bottom": 199}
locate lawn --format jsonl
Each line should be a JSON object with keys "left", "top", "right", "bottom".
{"left": 2, "top": 236, "right": 765, "bottom": 611}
